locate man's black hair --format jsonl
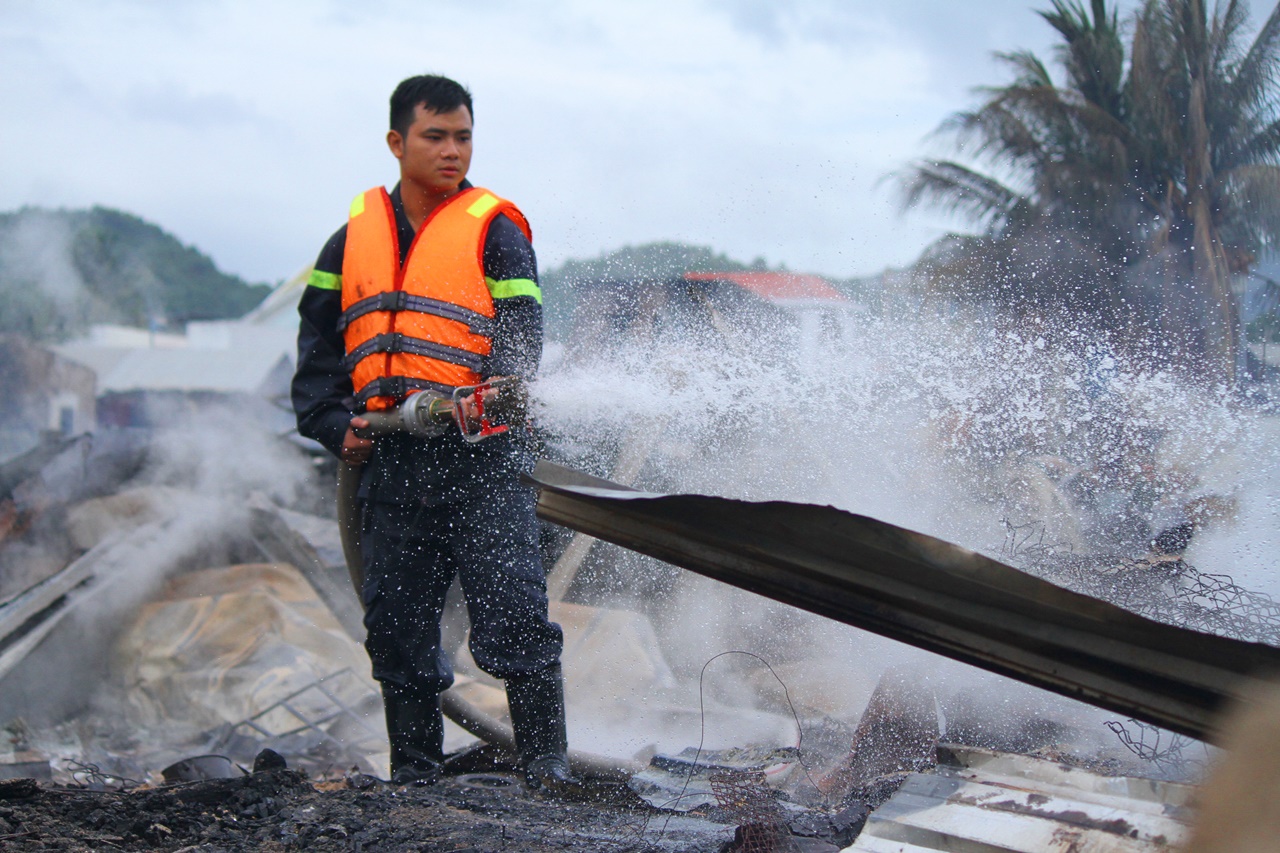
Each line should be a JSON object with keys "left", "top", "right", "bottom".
{"left": 390, "top": 75, "right": 473, "bottom": 135}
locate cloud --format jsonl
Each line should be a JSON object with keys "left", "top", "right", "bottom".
{"left": 5, "top": 0, "right": 1273, "bottom": 283}
{"left": 713, "top": 0, "right": 901, "bottom": 52}
{"left": 121, "top": 83, "right": 264, "bottom": 129}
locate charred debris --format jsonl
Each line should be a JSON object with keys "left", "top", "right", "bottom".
{"left": 0, "top": 424, "right": 1227, "bottom": 853}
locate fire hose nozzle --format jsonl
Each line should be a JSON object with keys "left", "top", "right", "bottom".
{"left": 352, "top": 378, "right": 527, "bottom": 442}
{"left": 402, "top": 391, "right": 457, "bottom": 438}
{"left": 354, "top": 390, "right": 454, "bottom": 439}
{"left": 451, "top": 377, "right": 527, "bottom": 442}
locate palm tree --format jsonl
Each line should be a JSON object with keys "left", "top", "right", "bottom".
{"left": 901, "top": 0, "right": 1280, "bottom": 384}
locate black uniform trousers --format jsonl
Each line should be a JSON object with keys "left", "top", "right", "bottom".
{"left": 359, "top": 477, "right": 563, "bottom": 704}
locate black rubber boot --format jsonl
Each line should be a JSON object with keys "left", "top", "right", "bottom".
{"left": 383, "top": 689, "right": 444, "bottom": 786}
{"left": 505, "top": 664, "right": 584, "bottom": 796}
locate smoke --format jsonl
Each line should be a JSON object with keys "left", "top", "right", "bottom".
{"left": 0, "top": 402, "right": 315, "bottom": 735}
{"left": 0, "top": 211, "right": 94, "bottom": 341}
{"left": 83, "top": 401, "right": 316, "bottom": 635}
{"left": 0, "top": 211, "right": 88, "bottom": 301}
{"left": 140, "top": 403, "right": 311, "bottom": 507}
{"left": 531, "top": 293, "right": 1272, "bottom": 771}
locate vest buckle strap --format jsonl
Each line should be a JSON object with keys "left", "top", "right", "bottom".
{"left": 337, "top": 291, "right": 493, "bottom": 337}
{"left": 355, "top": 376, "right": 409, "bottom": 405}
{"left": 377, "top": 291, "right": 408, "bottom": 311}
{"left": 382, "top": 376, "right": 408, "bottom": 400}
{"left": 402, "top": 294, "right": 495, "bottom": 338}
{"left": 344, "top": 332, "right": 485, "bottom": 374}
{"left": 336, "top": 291, "right": 409, "bottom": 332}
{"left": 354, "top": 376, "right": 457, "bottom": 409}
{"left": 374, "top": 332, "right": 405, "bottom": 354}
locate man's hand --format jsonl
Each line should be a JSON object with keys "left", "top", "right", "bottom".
{"left": 453, "top": 381, "right": 501, "bottom": 429}
{"left": 341, "top": 416, "right": 373, "bottom": 465}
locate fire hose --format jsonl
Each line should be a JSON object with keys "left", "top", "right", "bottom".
{"left": 334, "top": 380, "right": 637, "bottom": 782}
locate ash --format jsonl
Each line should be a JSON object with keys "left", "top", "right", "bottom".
{"left": 0, "top": 768, "right": 736, "bottom": 853}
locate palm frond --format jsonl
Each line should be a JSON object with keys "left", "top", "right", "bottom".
{"left": 939, "top": 96, "right": 1058, "bottom": 175}
{"left": 1209, "top": 0, "right": 1252, "bottom": 72}
{"left": 1040, "top": 0, "right": 1126, "bottom": 118}
{"left": 1127, "top": 9, "right": 1184, "bottom": 171}
{"left": 993, "top": 49, "right": 1055, "bottom": 88}
{"left": 1230, "top": 1, "right": 1280, "bottom": 99}
{"left": 897, "top": 160, "right": 1029, "bottom": 234}
{"left": 1218, "top": 163, "right": 1280, "bottom": 249}
{"left": 1216, "top": 2, "right": 1280, "bottom": 150}
{"left": 1240, "top": 115, "right": 1280, "bottom": 163}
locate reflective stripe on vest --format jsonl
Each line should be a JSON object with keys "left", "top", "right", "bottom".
{"left": 341, "top": 332, "right": 484, "bottom": 374}
{"left": 340, "top": 185, "right": 532, "bottom": 411}
{"left": 337, "top": 291, "right": 495, "bottom": 337}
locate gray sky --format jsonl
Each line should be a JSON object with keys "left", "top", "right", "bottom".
{"left": 2, "top": 0, "right": 1275, "bottom": 283}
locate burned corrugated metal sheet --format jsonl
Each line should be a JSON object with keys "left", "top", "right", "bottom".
{"left": 527, "top": 460, "right": 1280, "bottom": 741}
{"left": 844, "top": 745, "right": 1192, "bottom": 852}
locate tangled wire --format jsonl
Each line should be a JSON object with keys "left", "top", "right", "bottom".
{"left": 1019, "top": 548, "right": 1280, "bottom": 648}
{"left": 1003, "top": 520, "right": 1280, "bottom": 774}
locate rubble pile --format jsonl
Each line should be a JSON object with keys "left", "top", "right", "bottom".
{"left": 0, "top": 413, "right": 1267, "bottom": 851}
{"left": 0, "top": 430, "right": 860, "bottom": 851}
{"left": 0, "top": 766, "right": 736, "bottom": 852}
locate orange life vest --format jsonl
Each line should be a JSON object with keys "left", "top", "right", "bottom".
{"left": 339, "top": 186, "right": 532, "bottom": 412}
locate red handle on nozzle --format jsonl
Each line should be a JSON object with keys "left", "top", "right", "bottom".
{"left": 452, "top": 381, "right": 511, "bottom": 443}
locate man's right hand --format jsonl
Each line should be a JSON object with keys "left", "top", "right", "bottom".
{"left": 341, "top": 416, "right": 373, "bottom": 465}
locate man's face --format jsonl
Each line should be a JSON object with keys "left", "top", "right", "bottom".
{"left": 387, "top": 104, "right": 473, "bottom": 196}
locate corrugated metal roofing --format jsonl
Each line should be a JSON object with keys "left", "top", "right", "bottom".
{"left": 54, "top": 269, "right": 306, "bottom": 395}
{"left": 92, "top": 348, "right": 291, "bottom": 394}
{"left": 844, "top": 745, "right": 1192, "bottom": 852}
{"left": 683, "top": 271, "right": 847, "bottom": 302}
{"left": 528, "top": 460, "right": 1280, "bottom": 741}
{"left": 237, "top": 265, "right": 310, "bottom": 328}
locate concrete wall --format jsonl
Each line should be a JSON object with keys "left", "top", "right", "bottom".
{"left": 0, "top": 336, "right": 96, "bottom": 459}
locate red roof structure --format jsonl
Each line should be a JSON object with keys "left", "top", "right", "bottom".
{"left": 683, "top": 271, "right": 846, "bottom": 302}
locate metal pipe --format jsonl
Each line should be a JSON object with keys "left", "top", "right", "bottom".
{"left": 440, "top": 691, "right": 639, "bottom": 782}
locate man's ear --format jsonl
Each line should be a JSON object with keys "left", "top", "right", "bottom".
{"left": 387, "top": 129, "right": 404, "bottom": 159}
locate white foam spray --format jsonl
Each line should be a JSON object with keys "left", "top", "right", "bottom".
{"left": 532, "top": 297, "right": 1279, "bottom": 772}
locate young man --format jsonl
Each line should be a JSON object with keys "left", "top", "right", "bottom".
{"left": 292, "top": 75, "right": 573, "bottom": 791}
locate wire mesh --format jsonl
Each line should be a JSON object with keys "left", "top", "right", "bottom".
{"left": 709, "top": 769, "right": 791, "bottom": 853}
{"left": 1103, "top": 718, "right": 1204, "bottom": 775}
{"left": 63, "top": 758, "right": 141, "bottom": 791}
{"left": 217, "top": 668, "right": 383, "bottom": 772}
{"left": 1003, "top": 520, "right": 1280, "bottom": 771}
{"left": 1002, "top": 520, "right": 1280, "bottom": 645}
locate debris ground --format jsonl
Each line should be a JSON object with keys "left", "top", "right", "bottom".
{"left": 0, "top": 768, "right": 744, "bottom": 852}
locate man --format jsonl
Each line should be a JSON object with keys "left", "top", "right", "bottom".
{"left": 292, "top": 74, "right": 573, "bottom": 792}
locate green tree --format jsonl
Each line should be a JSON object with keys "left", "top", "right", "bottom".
{"left": 0, "top": 206, "right": 271, "bottom": 341}
{"left": 900, "top": 0, "right": 1280, "bottom": 384}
